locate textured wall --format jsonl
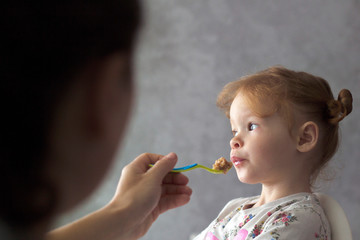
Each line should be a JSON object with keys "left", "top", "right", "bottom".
{"left": 55, "top": 0, "right": 360, "bottom": 239}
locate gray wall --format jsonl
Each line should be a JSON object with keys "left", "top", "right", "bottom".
{"left": 55, "top": 0, "right": 360, "bottom": 239}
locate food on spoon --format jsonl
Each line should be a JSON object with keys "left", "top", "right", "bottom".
{"left": 212, "top": 157, "right": 232, "bottom": 174}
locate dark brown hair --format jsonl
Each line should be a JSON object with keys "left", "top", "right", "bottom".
{"left": 0, "top": 0, "right": 141, "bottom": 230}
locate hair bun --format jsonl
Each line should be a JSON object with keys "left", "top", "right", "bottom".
{"left": 327, "top": 89, "right": 353, "bottom": 124}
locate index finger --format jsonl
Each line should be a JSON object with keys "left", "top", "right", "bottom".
{"left": 129, "top": 152, "right": 165, "bottom": 173}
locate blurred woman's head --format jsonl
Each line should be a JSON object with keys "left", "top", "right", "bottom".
{"left": 1, "top": 0, "right": 140, "bottom": 231}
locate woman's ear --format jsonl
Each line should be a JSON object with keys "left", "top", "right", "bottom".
{"left": 45, "top": 53, "right": 133, "bottom": 212}
{"left": 82, "top": 52, "right": 132, "bottom": 140}
{"left": 296, "top": 121, "right": 319, "bottom": 153}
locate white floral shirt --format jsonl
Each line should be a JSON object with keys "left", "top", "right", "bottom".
{"left": 193, "top": 193, "right": 330, "bottom": 240}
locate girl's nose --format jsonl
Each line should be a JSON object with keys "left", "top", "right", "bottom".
{"left": 230, "top": 137, "right": 243, "bottom": 149}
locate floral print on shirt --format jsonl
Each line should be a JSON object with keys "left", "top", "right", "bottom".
{"left": 194, "top": 193, "right": 331, "bottom": 240}
{"left": 272, "top": 212, "right": 298, "bottom": 227}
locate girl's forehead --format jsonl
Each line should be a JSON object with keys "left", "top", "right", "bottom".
{"left": 229, "top": 94, "right": 257, "bottom": 119}
{"left": 232, "top": 90, "right": 279, "bottom": 118}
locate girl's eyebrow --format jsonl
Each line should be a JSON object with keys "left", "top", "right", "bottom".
{"left": 230, "top": 111, "right": 254, "bottom": 123}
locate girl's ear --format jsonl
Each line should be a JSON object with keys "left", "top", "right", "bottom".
{"left": 296, "top": 121, "right": 319, "bottom": 152}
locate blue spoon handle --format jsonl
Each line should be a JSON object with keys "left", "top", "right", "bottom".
{"left": 173, "top": 163, "right": 198, "bottom": 171}
{"left": 148, "top": 163, "right": 224, "bottom": 174}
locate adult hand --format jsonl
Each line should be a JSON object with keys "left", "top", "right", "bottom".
{"left": 109, "top": 152, "right": 192, "bottom": 239}
{"left": 46, "top": 152, "right": 192, "bottom": 240}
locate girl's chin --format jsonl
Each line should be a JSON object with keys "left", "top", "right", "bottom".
{"left": 236, "top": 173, "right": 258, "bottom": 185}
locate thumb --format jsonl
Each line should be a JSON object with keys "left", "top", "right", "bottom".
{"left": 149, "top": 152, "right": 178, "bottom": 180}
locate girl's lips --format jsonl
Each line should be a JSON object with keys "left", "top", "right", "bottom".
{"left": 231, "top": 156, "right": 245, "bottom": 167}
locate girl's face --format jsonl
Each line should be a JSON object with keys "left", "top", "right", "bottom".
{"left": 229, "top": 93, "right": 301, "bottom": 185}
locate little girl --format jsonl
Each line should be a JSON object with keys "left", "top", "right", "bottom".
{"left": 194, "top": 66, "right": 353, "bottom": 240}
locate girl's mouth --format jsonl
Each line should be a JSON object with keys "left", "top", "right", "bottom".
{"left": 231, "top": 156, "right": 245, "bottom": 166}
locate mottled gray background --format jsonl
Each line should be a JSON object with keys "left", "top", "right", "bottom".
{"left": 54, "top": 0, "right": 360, "bottom": 239}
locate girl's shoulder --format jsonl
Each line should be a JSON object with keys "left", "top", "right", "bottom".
{"left": 258, "top": 192, "right": 327, "bottom": 224}
{"left": 226, "top": 192, "right": 328, "bottom": 230}
{"left": 260, "top": 193, "right": 331, "bottom": 239}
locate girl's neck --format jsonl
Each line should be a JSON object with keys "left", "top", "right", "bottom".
{"left": 253, "top": 181, "right": 312, "bottom": 208}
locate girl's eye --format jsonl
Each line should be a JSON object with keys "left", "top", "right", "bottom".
{"left": 232, "top": 130, "right": 238, "bottom": 137}
{"left": 248, "top": 123, "right": 258, "bottom": 131}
